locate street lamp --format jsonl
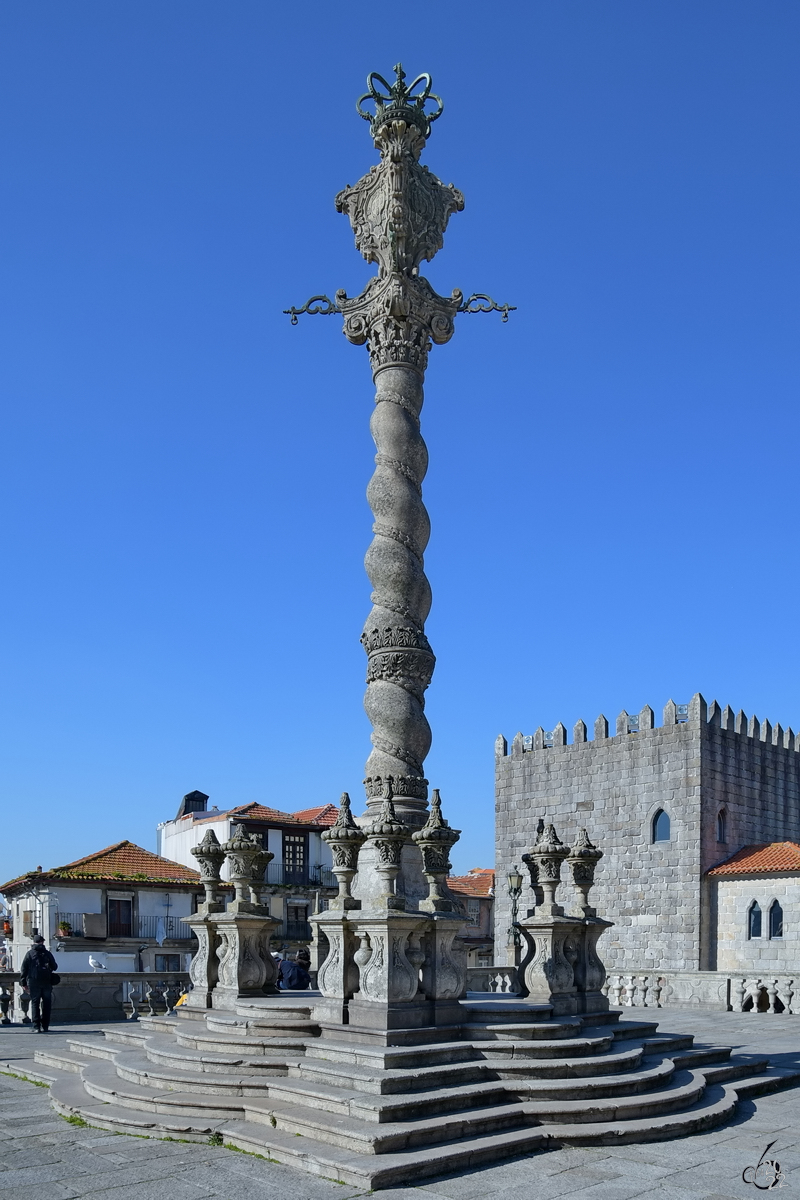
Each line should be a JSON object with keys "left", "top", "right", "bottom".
{"left": 507, "top": 867, "right": 523, "bottom": 963}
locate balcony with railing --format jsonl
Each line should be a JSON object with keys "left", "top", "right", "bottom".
{"left": 55, "top": 913, "right": 195, "bottom": 941}
{"left": 278, "top": 920, "right": 313, "bottom": 942}
{"left": 264, "top": 864, "right": 336, "bottom": 889}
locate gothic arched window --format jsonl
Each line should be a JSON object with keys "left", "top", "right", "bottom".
{"left": 748, "top": 901, "right": 762, "bottom": 939}
{"left": 716, "top": 810, "right": 727, "bottom": 843}
{"left": 652, "top": 809, "right": 671, "bottom": 843}
{"left": 769, "top": 900, "right": 783, "bottom": 939}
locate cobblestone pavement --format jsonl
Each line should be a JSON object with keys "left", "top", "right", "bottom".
{"left": 1, "top": 1010, "right": 798, "bottom": 1200}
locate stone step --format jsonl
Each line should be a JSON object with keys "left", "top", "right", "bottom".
{"left": 483, "top": 1044, "right": 645, "bottom": 1078}
{"left": 602, "top": 1020, "right": 661, "bottom": 1041}
{"left": 263, "top": 1074, "right": 511, "bottom": 1123}
{"left": 219, "top": 1115, "right": 552, "bottom": 1190}
{"left": 33, "top": 1047, "right": 89, "bottom": 1075}
{"left": 110, "top": 1048, "right": 296, "bottom": 1094}
{"left": 295, "top": 1055, "right": 490, "bottom": 1096}
{"left": 304, "top": 1038, "right": 479, "bottom": 1070}
{"left": 460, "top": 1021, "right": 579, "bottom": 1041}
{"left": 466, "top": 1034, "right": 614, "bottom": 1060}
{"left": 694, "top": 1055, "right": 767, "bottom": 1084}
{"left": 100, "top": 1027, "right": 152, "bottom": 1049}
{"left": 546, "top": 1081, "right": 738, "bottom": 1145}
{"left": 458, "top": 1000, "right": 554, "bottom": 1024}
{"left": 79, "top": 1059, "right": 246, "bottom": 1121}
{"left": 244, "top": 1094, "right": 532, "bottom": 1155}
{"left": 49, "top": 1073, "right": 225, "bottom": 1141}
{"left": 523, "top": 1068, "right": 706, "bottom": 1124}
{"left": 148, "top": 1039, "right": 307, "bottom": 1071}
{"left": 510, "top": 1055, "right": 676, "bottom": 1099}
{"left": 176, "top": 1030, "right": 310, "bottom": 1056}
{"left": 66, "top": 1036, "right": 120, "bottom": 1061}
{"left": 729, "top": 1065, "right": 800, "bottom": 1098}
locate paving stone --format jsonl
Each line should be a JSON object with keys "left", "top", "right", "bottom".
{"left": 0, "top": 1184, "right": 81, "bottom": 1200}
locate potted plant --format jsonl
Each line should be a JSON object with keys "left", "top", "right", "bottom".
{"left": 57, "top": 920, "right": 73, "bottom": 937}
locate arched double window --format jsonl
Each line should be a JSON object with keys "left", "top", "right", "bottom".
{"left": 748, "top": 901, "right": 762, "bottom": 939}
{"left": 769, "top": 900, "right": 783, "bottom": 939}
{"left": 716, "top": 810, "right": 727, "bottom": 843}
{"left": 652, "top": 809, "right": 671, "bottom": 843}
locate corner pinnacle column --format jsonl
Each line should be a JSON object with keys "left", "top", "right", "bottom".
{"left": 335, "top": 65, "right": 464, "bottom": 823}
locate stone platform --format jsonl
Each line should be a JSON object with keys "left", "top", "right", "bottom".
{"left": 12, "top": 992, "right": 800, "bottom": 1191}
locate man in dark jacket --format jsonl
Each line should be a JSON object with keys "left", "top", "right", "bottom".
{"left": 19, "top": 935, "right": 58, "bottom": 1032}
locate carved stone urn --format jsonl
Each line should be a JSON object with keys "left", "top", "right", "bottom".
{"left": 190, "top": 829, "right": 225, "bottom": 912}
{"left": 411, "top": 789, "right": 460, "bottom": 913}
{"left": 363, "top": 789, "right": 410, "bottom": 911}
{"left": 526, "top": 823, "right": 570, "bottom": 915}
{"left": 567, "top": 828, "right": 603, "bottom": 917}
{"left": 322, "top": 792, "right": 367, "bottom": 910}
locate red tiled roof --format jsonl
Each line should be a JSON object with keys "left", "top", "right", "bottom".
{"left": 707, "top": 842, "right": 800, "bottom": 876}
{"left": 180, "top": 802, "right": 332, "bottom": 828}
{"left": 228, "top": 802, "right": 301, "bottom": 824}
{"left": 448, "top": 868, "right": 495, "bottom": 897}
{"left": 0, "top": 842, "right": 201, "bottom": 893}
{"left": 291, "top": 804, "right": 339, "bottom": 827}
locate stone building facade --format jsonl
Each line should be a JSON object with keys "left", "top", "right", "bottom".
{"left": 494, "top": 693, "right": 800, "bottom": 972}
{"left": 707, "top": 841, "right": 800, "bottom": 973}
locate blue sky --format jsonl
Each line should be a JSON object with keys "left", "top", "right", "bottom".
{"left": 1, "top": 2, "right": 799, "bottom": 884}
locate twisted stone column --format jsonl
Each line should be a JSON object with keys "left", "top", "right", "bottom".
{"left": 360, "top": 366, "right": 434, "bottom": 821}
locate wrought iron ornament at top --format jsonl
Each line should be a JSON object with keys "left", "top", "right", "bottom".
{"left": 283, "top": 64, "right": 515, "bottom": 339}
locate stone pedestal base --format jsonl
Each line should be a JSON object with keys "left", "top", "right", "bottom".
{"left": 182, "top": 913, "right": 220, "bottom": 1010}
{"left": 518, "top": 911, "right": 613, "bottom": 1017}
{"left": 518, "top": 913, "right": 583, "bottom": 1016}
{"left": 208, "top": 911, "right": 281, "bottom": 1010}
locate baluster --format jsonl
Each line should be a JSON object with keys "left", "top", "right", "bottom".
{"left": 0, "top": 987, "right": 11, "bottom": 1024}
{"left": 731, "top": 977, "right": 745, "bottom": 1012}
{"left": 19, "top": 991, "right": 32, "bottom": 1024}
{"left": 163, "top": 980, "right": 180, "bottom": 1014}
{"left": 766, "top": 979, "right": 778, "bottom": 1014}
{"left": 650, "top": 977, "right": 663, "bottom": 1008}
{"left": 609, "top": 974, "right": 622, "bottom": 1006}
{"left": 639, "top": 976, "right": 649, "bottom": 1007}
{"left": 623, "top": 974, "right": 636, "bottom": 1006}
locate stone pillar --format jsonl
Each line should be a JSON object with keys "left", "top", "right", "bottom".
{"left": 518, "top": 824, "right": 613, "bottom": 1017}
{"left": 182, "top": 914, "right": 220, "bottom": 1009}
{"left": 312, "top": 792, "right": 367, "bottom": 1025}
{"left": 205, "top": 824, "right": 281, "bottom": 1010}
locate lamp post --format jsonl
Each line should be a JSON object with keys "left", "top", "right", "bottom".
{"left": 507, "top": 867, "right": 523, "bottom": 965}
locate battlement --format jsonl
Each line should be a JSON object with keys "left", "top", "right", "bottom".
{"left": 495, "top": 692, "right": 800, "bottom": 757}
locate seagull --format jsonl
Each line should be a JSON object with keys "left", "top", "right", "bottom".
{"left": 88, "top": 956, "right": 107, "bottom": 972}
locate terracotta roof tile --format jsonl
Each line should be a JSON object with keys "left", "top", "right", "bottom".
{"left": 0, "top": 841, "right": 201, "bottom": 892}
{"left": 448, "top": 869, "right": 495, "bottom": 897}
{"left": 228, "top": 802, "right": 301, "bottom": 824}
{"left": 707, "top": 842, "right": 800, "bottom": 876}
{"left": 291, "top": 804, "right": 340, "bottom": 827}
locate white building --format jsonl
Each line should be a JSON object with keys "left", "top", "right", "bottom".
{"left": 0, "top": 841, "right": 204, "bottom": 973}
{"left": 157, "top": 791, "right": 338, "bottom": 949}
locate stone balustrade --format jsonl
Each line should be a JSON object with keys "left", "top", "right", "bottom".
{"left": 602, "top": 970, "right": 800, "bottom": 1013}
{"left": 0, "top": 971, "right": 190, "bottom": 1023}
{"left": 465, "top": 966, "right": 520, "bottom": 994}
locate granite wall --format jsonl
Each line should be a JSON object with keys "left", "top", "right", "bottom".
{"left": 495, "top": 694, "right": 800, "bottom": 972}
